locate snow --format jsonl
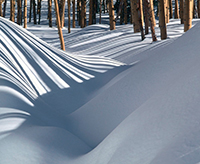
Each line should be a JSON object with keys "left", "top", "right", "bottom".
{"left": 1, "top": 3, "right": 200, "bottom": 163}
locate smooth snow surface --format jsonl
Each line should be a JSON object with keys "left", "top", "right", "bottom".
{"left": 1, "top": 13, "right": 200, "bottom": 164}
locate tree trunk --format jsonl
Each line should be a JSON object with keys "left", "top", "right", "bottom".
{"left": 184, "top": 0, "right": 194, "bottom": 32}
{"left": 54, "top": 0, "right": 65, "bottom": 50}
{"left": 68, "top": 0, "right": 71, "bottom": 32}
{"left": 174, "top": 0, "right": 179, "bottom": 18}
{"left": 150, "top": 0, "right": 156, "bottom": 26}
{"left": 33, "top": 0, "right": 37, "bottom": 24}
{"left": 139, "top": 0, "right": 144, "bottom": 26}
{"left": 3, "top": 0, "right": 7, "bottom": 17}
{"left": 115, "top": 0, "right": 124, "bottom": 22}
{"left": 37, "top": 0, "right": 41, "bottom": 24}
{"left": 165, "top": 0, "right": 169, "bottom": 23}
{"left": 17, "top": 0, "right": 22, "bottom": 24}
{"left": 159, "top": 0, "right": 167, "bottom": 39}
{"left": 72, "top": 0, "right": 75, "bottom": 27}
{"left": 193, "top": 0, "right": 196, "bottom": 18}
{"left": 24, "top": 0, "right": 27, "bottom": 28}
{"left": 0, "top": 0, "right": 3, "bottom": 16}
{"left": 168, "top": 0, "right": 172, "bottom": 18}
{"left": 108, "top": 0, "right": 115, "bottom": 30}
{"left": 10, "top": 0, "right": 15, "bottom": 22}
{"left": 144, "top": 0, "right": 149, "bottom": 34}
{"left": 99, "top": 0, "right": 102, "bottom": 23}
{"left": 29, "top": 0, "right": 32, "bottom": 22}
{"left": 81, "top": 0, "right": 86, "bottom": 27}
{"left": 124, "top": 0, "right": 127, "bottom": 24}
{"left": 198, "top": 0, "right": 200, "bottom": 18}
{"left": 48, "top": 0, "right": 52, "bottom": 27}
{"left": 89, "top": 0, "right": 93, "bottom": 24}
{"left": 130, "top": 0, "right": 140, "bottom": 32}
{"left": 60, "top": 0, "right": 66, "bottom": 28}
{"left": 180, "top": 0, "right": 184, "bottom": 23}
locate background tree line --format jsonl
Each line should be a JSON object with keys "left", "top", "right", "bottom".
{"left": 1, "top": 0, "right": 200, "bottom": 49}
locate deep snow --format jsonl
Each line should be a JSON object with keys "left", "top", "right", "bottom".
{"left": 1, "top": 4, "right": 200, "bottom": 164}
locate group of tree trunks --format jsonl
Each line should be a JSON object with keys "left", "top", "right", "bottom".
{"left": 1, "top": 0, "right": 200, "bottom": 48}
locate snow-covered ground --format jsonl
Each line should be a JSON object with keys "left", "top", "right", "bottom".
{"left": 1, "top": 2, "right": 200, "bottom": 163}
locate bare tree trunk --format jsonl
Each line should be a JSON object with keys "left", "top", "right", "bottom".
{"left": 99, "top": 0, "right": 102, "bottom": 23}
{"left": 81, "top": 0, "right": 86, "bottom": 27}
{"left": 165, "top": 0, "right": 169, "bottom": 23}
{"left": 144, "top": 0, "right": 149, "bottom": 34}
{"left": 139, "top": 2, "right": 145, "bottom": 40}
{"left": 103, "top": 0, "right": 105, "bottom": 13}
{"left": 108, "top": 0, "right": 115, "bottom": 30}
{"left": 184, "top": 0, "right": 194, "bottom": 32}
{"left": 115, "top": 0, "right": 124, "bottom": 22}
{"left": 193, "top": 0, "right": 196, "bottom": 18}
{"left": 33, "top": 0, "right": 37, "bottom": 24}
{"left": 168, "top": 0, "right": 172, "bottom": 18}
{"left": 130, "top": 0, "right": 140, "bottom": 32}
{"left": 144, "top": 0, "right": 157, "bottom": 41}
{"left": 17, "top": 0, "right": 22, "bottom": 24}
{"left": 180, "top": 0, "right": 184, "bottom": 23}
{"left": 0, "top": 0, "right": 3, "bottom": 16}
{"left": 68, "top": 0, "right": 71, "bottom": 32}
{"left": 60, "top": 0, "right": 66, "bottom": 28}
{"left": 10, "top": 0, "right": 15, "bottom": 22}
{"left": 72, "top": 0, "right": 75, "bottom": 27}
{"left": 37, "top": 0, "right": 41, "bottom": 24}
{"left": 54, "top": 0, "right": 65, "bottom": 50}
{"left": 198, "top": 0, "right": 200, "bottom": 18}
{"left": 124, "top": 0, "right": 127, "bottom": 24}
{"left": 24, "top": 0, "right": 27, "bottom": 28}
{"left": 174, "top": 0, "right": 179, "bottom": 18}
{"left": 29, "top": 0, "right": 32, "bottom": 22}
{"left": 150, "top": 0, "right": 156, "bottom": 26}
{"left": 159, "top": 0, "right": 167, "bottom": 39}
{"left": 89, "top": 0, "right": 93, "bottom": 24}
{"left": 3, "top": 0, "right": 7, "bottom": 17}
{"left": 48, "top": 0, "right": 52, "bottom": 27}
{"left": 139, "top": 0, "right": 144, "bottom": 26}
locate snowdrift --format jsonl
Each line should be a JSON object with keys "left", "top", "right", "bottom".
{"left": 1, "top": 16, "right": 200, "bottom": 164}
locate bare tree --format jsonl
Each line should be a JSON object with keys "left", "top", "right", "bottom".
{"left": 108, "top": 0, "right": 115, "bottom": 30}
{"left": 180, "top": 0, "right": 184, "bottom": 23}
{"left": 174, "top": 0, "right": 179, "bottom": 18}
{"left": 159, "top": 0, "right": 167, "bottom": 39}
{"left": 184, "top": 0, "right": 194, "bottom": 32}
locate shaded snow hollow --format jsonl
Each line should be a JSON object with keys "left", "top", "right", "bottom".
{"left": 1, "top": 16, "right": 200, "bottom": 164}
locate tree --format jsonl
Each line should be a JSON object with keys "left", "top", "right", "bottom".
{"left": 130, "top": 0, "right": 140, "bottom": 33}
{"left": 72, "top": 0, "right": 75, "bottom": 27}
{"left": 68, "top": 0, "right": 71, "bottom": 32}
{"left": 159, "top": 0, "right": 167, "bottom": 39}
{"left": 24, "top": 0, "right": 27, "bottom": 28}
{"left": 108, "top": 0, "right": 115, "bottom": 30}
{"left": 48, "top": 0, "right": 52, "bottom": 27}
{"left": 10, "top": 0, "right": 15, "bottom": 22}
{"left": 180, "top": 0, "right": 184, "bottom": 23}
{"left": 165, "top": 0, "right": 169, "bottom": 23}
{"left": 17, "top": 0, "right": 22, "bottom": 25}
{"left": 54, "top": 0, "right": 65, "bottom": 50}
{"left": 0, "top": 0, "right": 3, "bottom": 16}
{"left": 174, "top": 0, "right": 179, "bottom": 18}
{"left": 60, "top": 0, "right": 66, "bottom": 28}
{"left": 198, "top": 0, "right": 200, "bottom": 18}
{"left": 124, "top": 0, "right": 127, "bottom": 24}
{"left": 169, "top": 0, "right": 172, "bottom": 18}
{"left": 184, "top": 0, "right": 194, "bottom": 32}
{"left": 3, "top": 0, "right": 7, "bottom": 17}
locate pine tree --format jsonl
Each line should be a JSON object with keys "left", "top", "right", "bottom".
{"left": 180, "top": 0, "right": 184, "bottom": 23}
{"left": 174, "top": 0, "right": 179, "bottom": 18}
{"left": 72, "top": 0, "right": 75, "bottom": 27}
{"left": 130, "top": 0, "right": 140, "bottom": 32}
{"left": 68, "top": 0, "right": 71, "bottom": 32}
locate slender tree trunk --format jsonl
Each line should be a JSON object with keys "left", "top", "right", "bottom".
{"left": 108, "top": 0, "right": 115, "bottom": 30}
{"left": 156, "top": 0, "right": 159, "bottom": 17}
{"left": 10, "top": 0, "right": 15, "bottom": 22}
{"left": 81, "top": 0, "right": 86, "bottom": 27}
{"left": 139, "top": 2, "right": 145, "bottom": 40}
{"left": 89, "top": 0, "right": 93, "bottom": 24}
{"left": 29, "top": 0, "right": 32, "bottom": 22}
{"left": 193, "top": 0, "right": 196, "bottom": 18}
{"left": 139, "top": 0, "right": 144, "bottom": 26}
{"left": 165, "top": 0, "right": 169, "bottom": 23}
{"left": 150, "top": 0, "right": 156, "bottom": 26}
{"left": 103, "top": 0, "right": 105, "bottom": 13}
{"left": 68, "top": 0, "right": 71, "bottom": 32}
{"left": 24, "top": 0, "right": 27, "bottom": 28}
{"left": 33, "top": 0, "right": 37, "bottom": 24}
{"left": 93, "top": 0, "right": 96, "bottom": 23}
{"left": 130, "top": 0, "right": 140, "bottom": 32}
{"left": 168, "top": 0, "right": 172, "bottom": 18}
{"left": 37, "top": 0, "right": 41, "bottom": 24}
{"left": 180, "top": 0, "right": 184, "bottom": 23}
{"left": 48, "top": 0, "right": 52, "bottom": 27}
{"left": 54, "top": 0, "right": 65, "bottom": 50}
{"left": 184, "top": 0, "right": 194, "bottom": 32}
{"left": 124, "top": 0, "right": 127, "bottom": 24}
{"left": 3, "top": 0, "right": 7, "bottom": 17}
{"left": 0, "top": 0, "right": 3, "bottom": 16}
{"left": 17, "top": 0, "right": 22, "bottom": 24}
{"left": 72, "top": 0, "right": 75, "bottom": 27}
{"left": 198, "top": 0, "right": 200, "bottom": 18}
{"left": 159, "top": 0, "right": 167, "bottom": 39}
{"left": 60, "top": 0, "right": 66, "bottom": 28}
{"left": 115, "top": 0, "right": 124, "bottom": 22}
{"left": 174, "top": 0, "right": 179, "bottom": 18}
{"left": 99, "top": 0, "right": 102, "bottom": 23}
{"left": 144, "top": 0, "right": 149, "bottom": 34}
